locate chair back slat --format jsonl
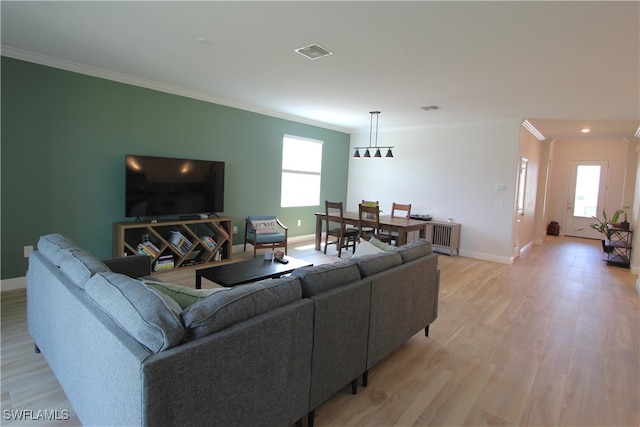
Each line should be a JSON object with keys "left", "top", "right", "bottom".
{"left": 325, "top": 201, "right": 345, "bottom": 228}
{"left": 359, "top": 204, "right": 382, "bottom": 239}
{"left": 391, "top": 203, "right": 412, "bottom": 219}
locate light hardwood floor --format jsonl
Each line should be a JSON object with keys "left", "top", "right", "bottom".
{"left": 2, "top": 236, "right": 638, "bottom": 426}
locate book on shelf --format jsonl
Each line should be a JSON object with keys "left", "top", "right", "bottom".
{"left": 137, "top": 241, "right": 160, "bottom": 257}
{"left": 137, "top": 244, "right": 154, "bottom": 257}
{"left": 201, "top": 236, "right": 217, "bottom": 250}
{"left": 170, "top": 231, "right": 193, "bottom": 255}
{"left": 182, "top": 259, "right": 204, "bottom": 267}
{"left": 153, "top": 255, "right": 174, "bottom": 272}
{"left": 218, "top": 225, "right": 230, "bottom": 239}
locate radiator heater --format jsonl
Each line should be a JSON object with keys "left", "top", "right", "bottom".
{"left": 427, "top": 222, "right": 460, "bottom": 256}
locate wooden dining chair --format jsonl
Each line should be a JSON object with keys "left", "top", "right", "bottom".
{"left": 360, "top": 200, "right": 379, "bottom": 214}
{"left": 382, "top": 202, "right": 412, "bottom": 245}
{"left": 359, "top": 200, "right": 379, "bottom": 234}
{"left": 324, "top": 201, "right": 358, "bottom": 257}
{"left": 358, "top": 204, "right": 392, "bottom": 243}
{"left": 391, "top": 203, "right": 412, "bottom": 219}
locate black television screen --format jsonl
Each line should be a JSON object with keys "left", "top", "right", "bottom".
{"left": 125, "top": 154, "right": 224, "bottom": 218}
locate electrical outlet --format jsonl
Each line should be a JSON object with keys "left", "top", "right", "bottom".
{"left": 233, "top": 226, "right": 238, "bottom": 235}
{"left": 23, "top": 245, "right": 33, "bottom": 258}
{"left": 297, "top": 219, "right": 302, "bottom": 227}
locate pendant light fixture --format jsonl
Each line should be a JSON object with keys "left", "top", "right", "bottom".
{"left": 352, "top": 111, "right": 394, "bottom": 159}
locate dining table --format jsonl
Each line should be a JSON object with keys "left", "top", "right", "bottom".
{"left": 314, "top": 211, "right": 429, "bottom": 250}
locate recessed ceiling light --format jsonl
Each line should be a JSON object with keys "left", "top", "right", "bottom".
{"left": 420, "top": 105, "right": 440, "bottom": 111}
{"left": 295, "top": 44, "right": 333, "bottom": 60}
{"left": 581, "top": 128, "right": 591, "bottom": 133}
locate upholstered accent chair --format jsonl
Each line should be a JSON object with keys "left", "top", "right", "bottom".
{"left": 244, "top": 215, "right": 288, "bottom": 258}
{"left": 324, "top": 201, "right": 358, "bottom": 257}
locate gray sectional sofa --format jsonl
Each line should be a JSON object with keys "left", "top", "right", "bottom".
{"left": 27, "top": 234, "right": 439, "bottom": 426}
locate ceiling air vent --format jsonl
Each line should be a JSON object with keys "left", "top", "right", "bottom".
{"left": 295, "top": 44, "right": 333, "bottom": 60}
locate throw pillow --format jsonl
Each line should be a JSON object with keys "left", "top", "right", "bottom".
{"left": 149, "top": 288, "right": 183, "bottom": 315}
{"left": 369, "top": 236, "right": 396, "bottom": 251}
{"left": 85, "top": 272, "right": 185, "bottom": 353}
{"left": 251, "top": 219, "right": 278, "bottom": 235}
{"left": 142, "top": 279, "right": 229, "bottom": 310}
{"left": 352, "top": 239, "right": 384, "bottom": 258}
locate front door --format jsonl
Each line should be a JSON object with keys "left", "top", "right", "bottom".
{"left": 565, "top": 160, "right": 609, "bottom": 239}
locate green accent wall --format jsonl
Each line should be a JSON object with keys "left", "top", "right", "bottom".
{"left": 1, "top": 57, "right": 351, "bottom": 279}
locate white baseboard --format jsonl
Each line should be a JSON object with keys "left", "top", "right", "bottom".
{"left": 458, "top": 249, "right": 512, "bottom": 265}
{"left": 1, "top": 276, "right": 26, "bottom": 292}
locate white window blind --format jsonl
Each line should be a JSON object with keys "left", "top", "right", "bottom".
{"left": 281, "top": 135, "right": 323, "bottom": 207}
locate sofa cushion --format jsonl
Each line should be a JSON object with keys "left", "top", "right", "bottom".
{"left": 369, "top": 236, "right": 396, "bottom": 251}
{"left": 394, "top": 238, "right": 433, "bottom": 262}
{"left": 291, "top": 262, "right": 361, "bottom": 297}
{"left": 59, "top": 250, "right": 110, "bottom": 289}
{"left": 142, "top": 279, "right": 230, "bottom": 310}
{"left": 253, "top": 233, "right": 287, "bottom": 244}
{"left": 351, "top": 239, "right": 384, "bottom": 258}
{"left": 85, "top": 272, "right": 185, "bottom": 353}
{"left": 351, "top": 251, "right": 403, "bottom": 278}
{"left": 180, "top": 276, "right": 302, "bottom": 340}
{"left": 37, "top": 233, "right": 79, "bottom": 266}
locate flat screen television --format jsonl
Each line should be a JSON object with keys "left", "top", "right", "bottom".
{"left": 125, "top": 154, "right": 225, "bottom": 218}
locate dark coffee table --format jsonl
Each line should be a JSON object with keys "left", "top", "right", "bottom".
{"left": 195, "top": 256, "right": 312, "bottom": 288}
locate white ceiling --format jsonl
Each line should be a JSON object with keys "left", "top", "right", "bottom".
{"left": 2, "top": 1, "right": 639, "bottom": 140}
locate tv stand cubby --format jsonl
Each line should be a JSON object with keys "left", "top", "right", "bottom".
{"left": 112, "top": 217, "right": 233, "bottom": 274}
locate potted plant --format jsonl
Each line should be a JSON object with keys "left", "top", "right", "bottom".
{"left": 620, "top": 209, "right": 630, "bottom": 231}
{"left": 582, "top": 208, "right": 626, "bottom": 253}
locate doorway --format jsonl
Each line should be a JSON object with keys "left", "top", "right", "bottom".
{"left": 564, "top": 160, "right": 609, "bottom": 239}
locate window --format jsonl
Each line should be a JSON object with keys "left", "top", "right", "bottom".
{"left": 517, "top": 157, "right": 528, "bottom": 215}
{"left": 281, "top": 135, "right": 323, "bottom": 207}
{"left": 573, "top": 164, "right": 602, "bottom": 218}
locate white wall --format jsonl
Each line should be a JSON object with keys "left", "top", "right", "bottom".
{"left": 631, "top": 141, "right": 640, "bottom": 276}
{"left": 546, "top": 138, "right": 634, "bottom": 236}
{"left": 347, "top": 119, "right": 522, "bottom": 263}
{"left": 512, "top": 126, "right": 546, "bottom": 257}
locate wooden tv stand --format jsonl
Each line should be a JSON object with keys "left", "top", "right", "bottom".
{"left": 112, "top": 217, "right": 233, "bottom": 274}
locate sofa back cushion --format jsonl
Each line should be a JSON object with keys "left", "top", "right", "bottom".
{"left": 351, "top": 251, "right": 403, "bottom": 278}
{"left": 85, "top": 272, "right": 185, "bottom": 353}
{"left": 394, "top": 238, "right": 433, "bottom": 262}
{"left": 59, "top": 250, "right": 110, "bottom": 289}
{"left": 180, "top": 276, "right": 302, "bottom": 340}
{"left": 291, "top": 262, "right": 361, "bottom": 297}
{"left": 37, "top": 233, "right": 79, "bottom": 266}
